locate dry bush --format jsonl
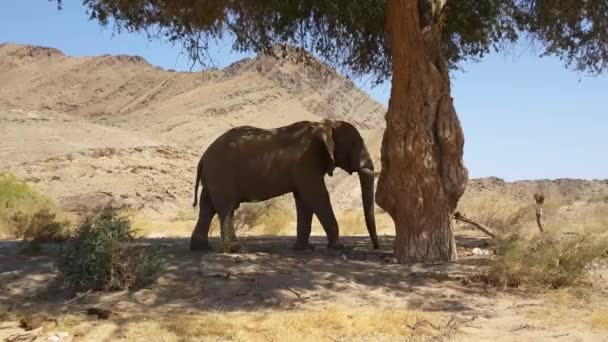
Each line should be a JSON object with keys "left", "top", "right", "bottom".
{"left": 487, "top": 233, "right": 608, "bottom": 289}
{"left": 0, "top": 172, "right": 70, "bottom": 240}
{"left": 59, "top": 207, "right": 162, "bottom": 291}
{"left": 9, "top": 209, "right": 71, "bottom": 242}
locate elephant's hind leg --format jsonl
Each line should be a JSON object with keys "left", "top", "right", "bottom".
{"left": 293, "top": 193, "right": 314, "bottom": 251}
{"left": 190, "top": 190, "right": 216, "bottom": 251}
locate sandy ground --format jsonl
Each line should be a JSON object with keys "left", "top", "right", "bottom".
{"left": 1, "top": 234, "right": 607, "bottom": 341}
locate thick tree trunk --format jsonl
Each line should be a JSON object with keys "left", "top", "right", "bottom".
{"left": 376, "top": 0, "right": 468, "bottom": 263}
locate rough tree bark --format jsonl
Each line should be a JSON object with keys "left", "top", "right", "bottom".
{"left": 376, "top": 0, "right": 468, "bottom": 263}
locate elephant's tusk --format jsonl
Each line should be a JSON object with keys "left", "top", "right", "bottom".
{"left": 359, "top": 168, "right": 380, "bottom": 177}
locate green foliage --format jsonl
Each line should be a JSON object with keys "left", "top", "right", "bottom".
{"left": 59, "top": 207, "right": 162, "bottom": 291}
{"left": 53, "top": 0, "right": 608, "bottom": 82}
{"left": 488, "top": 233, "right": 608, "bottom": 289}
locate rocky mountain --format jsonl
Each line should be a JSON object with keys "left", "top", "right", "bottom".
{"left": 0, "top": 43, "right": 385, "bottom": 217}
{"left": 1, "top": 43, "right": 606, "bottom": 220}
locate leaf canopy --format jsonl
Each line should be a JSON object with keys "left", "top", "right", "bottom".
{"left": 54, "top": 0, "right": 608, "bottom": 83}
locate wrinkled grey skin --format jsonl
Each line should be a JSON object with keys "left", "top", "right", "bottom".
{"left": 190, "top": 119, "right": 379, "bottom": 252}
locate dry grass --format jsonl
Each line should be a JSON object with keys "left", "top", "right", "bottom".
{"left": 237, "top": 199, "right": 294, "bottom": 236}
{"left": 133, "top": 199, "right": 294, "bottom": 239}
{"left": 337, "top": 210, "right": 367, "bottom": 236}
{"left": 591, "top": 311, "right": 608, "bottom": 330}
{"left": 456, "top": 193, "right": 532, "bottom": 234}
{"left": 487, "top": 232, "right": 608, "bottom": 289}
{"left": 41, "top": 307, "right": 451, "bottom": 342}
{"left": 545, "top": 202, "right": 608, "bottom": 235}
{"left": 456, "top": 191, "right": 608, "bottom": 238}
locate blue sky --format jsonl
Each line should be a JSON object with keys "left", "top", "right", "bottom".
{"left": 1, "top": 1, "right": 606, "bottom": 181}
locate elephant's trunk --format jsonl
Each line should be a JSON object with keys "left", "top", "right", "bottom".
{"left": 358, "top": 150, "right": 379, "bottom": 249}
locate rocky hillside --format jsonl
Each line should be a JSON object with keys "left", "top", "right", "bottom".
{"left": 0, "top": 43, "right": 385, "bottom": 217}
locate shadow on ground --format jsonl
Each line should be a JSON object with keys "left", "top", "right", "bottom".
{"left": 0, "top": 234, "right": 496, "bottom": 318}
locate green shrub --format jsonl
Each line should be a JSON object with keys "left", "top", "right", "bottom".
{"left": 59, "top": 207, "right": 162, "bottom": 291}
{"left": 487, "top": 233, "right": 608, "bottom": 289}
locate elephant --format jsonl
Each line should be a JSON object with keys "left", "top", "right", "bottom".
{"left": 189, "top": 119, "right": 380, "bottom": 252}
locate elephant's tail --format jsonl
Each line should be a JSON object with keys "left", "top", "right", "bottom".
{"left": 193, "top": 157, "right": 203, "bottom": 207}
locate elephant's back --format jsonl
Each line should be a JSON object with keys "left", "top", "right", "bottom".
{"left": 201, "top": 125, "right": 280, "bottom": 172}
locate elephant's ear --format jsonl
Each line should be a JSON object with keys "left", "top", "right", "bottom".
{"left": 319, "top": 119, "right": 336, "bottom": 176}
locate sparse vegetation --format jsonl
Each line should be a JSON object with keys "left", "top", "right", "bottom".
{"left": 487, "top": 233, "right": 608, "bottom": 289}
{"left": 338, "top": 210, "right": 366, "bottom": 236}
{"left": 0, "top": 172, "right": 71, "bottom": 241}
{"left": 58, "top": 207, "right": 162, "bottom": 291}
{"left": 456, "top": 194, "right": 532, "bottom": 234}
{"left": 23, "top": 307, "right": 451, "bottom": 342}
{"left": 227, "top": 198, "right": 294, "bottom": 236}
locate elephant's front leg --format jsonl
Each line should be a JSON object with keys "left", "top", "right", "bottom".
{"left": 297, "top": 178, "right": 345, "bottom": 250}
{"left": 293, "top": 193, "right": 314, "bottom": 251}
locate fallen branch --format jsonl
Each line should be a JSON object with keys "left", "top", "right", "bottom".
{"left": 453, "top": 212, "right": 496, "bottom": 238}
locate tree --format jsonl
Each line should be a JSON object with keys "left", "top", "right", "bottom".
{"left": 53, "top": 0, "right": 608, "bottom": 262}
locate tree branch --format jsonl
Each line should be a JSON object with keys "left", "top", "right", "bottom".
{"left": 453, "top": 212, "right": 496, "bottom": 238}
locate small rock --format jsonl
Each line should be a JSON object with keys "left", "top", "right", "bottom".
{"left": 472, "top": 248, "right": 491, "bottom": 256}
{"left": 263, "top": 297, "right": 280, "bottom": 306}
{"left": 86, "top": 307, "right": 111, "bottom": 319}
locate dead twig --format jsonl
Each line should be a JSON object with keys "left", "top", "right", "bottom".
{"left": 454, "top": 212, "right": 496, "bottom": 238}
{"left": 509, "top": 323, "right": 533, "bottom": 332}
{"left": 547, "top": 333, "right": 569, "bottom": 338}
{"left": 286, "top": 287, "right": 301, "bottom": 298}
{"left": 201, "top": 272, "right": 231, "bottom": 279}
{"left": 201, "top": 271, "right": 256, "bottom": 282}
{"left": 63, "top": 290, "right": 92, "bottom": 305}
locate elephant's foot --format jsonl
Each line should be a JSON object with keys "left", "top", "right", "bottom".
{"left": 372, "top": 239, "right": 380, "bottom": 250}
{"left": 293, "top": 241, "right": 315, "bottom": 251}
{"left": 189, "top": 239, "right": 212, "bottom": 251}
{"left": 327, "top": 239, "right": 348, "bottom": 250}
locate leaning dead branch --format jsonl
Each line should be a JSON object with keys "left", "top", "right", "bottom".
{"left": 533, "top": 193, "right": 545, "bottom": 233}
{"left": 453, "top": 212, "right": 497, "bottom": 238}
